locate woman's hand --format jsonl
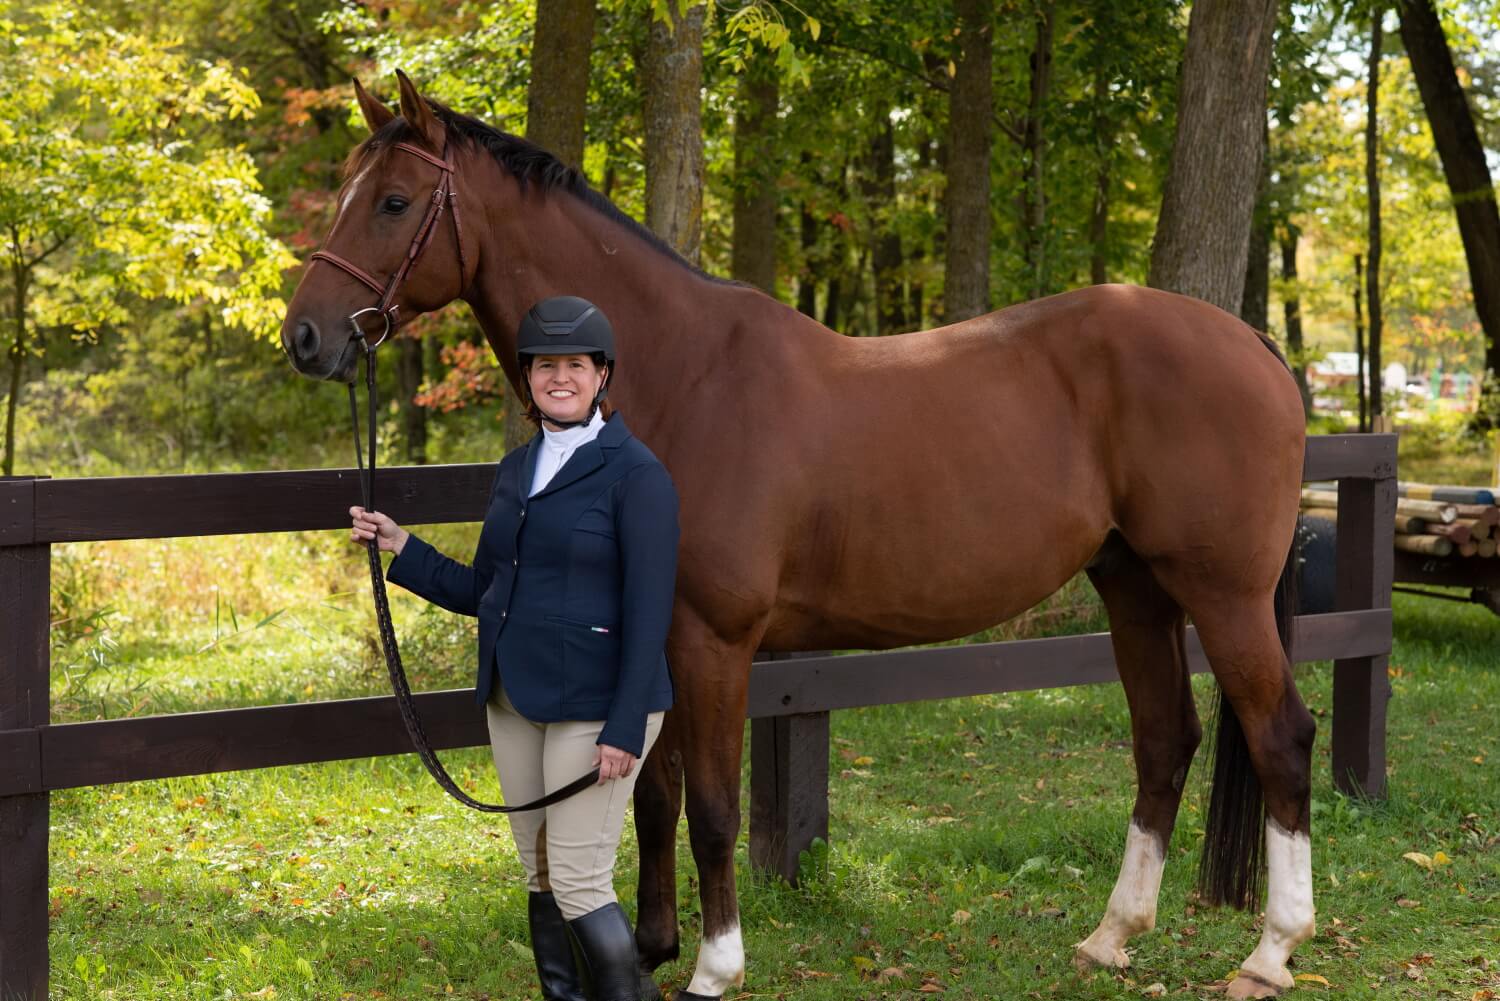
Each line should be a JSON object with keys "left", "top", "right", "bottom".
{"left": 350, "top": 506, "right": 409, "bottom": 555}
{"left": 594, "top": 744, "right": 638, "bottom": 784}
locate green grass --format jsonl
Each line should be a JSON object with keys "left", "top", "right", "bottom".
{"left": 34, "top": 414, "right": 1500, "bottom": 999}
{"left": 44, "top": 537, "right": 1500, "bottom": 999}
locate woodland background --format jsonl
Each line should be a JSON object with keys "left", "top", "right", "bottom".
{"left": 11, "top": 3, "right": 1500, "bottom": 998}
{"left": 4, "top": 0, "right": 1500, "bottom": 480}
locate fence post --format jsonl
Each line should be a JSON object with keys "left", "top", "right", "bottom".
{"left": 1333, "top": 457, "right": 1396, "bottom": 798}
{"left": 0, "top": 476, "right": 48, "bottom": 1001}
{"left": 749, "top": 654, "right": 829, "bottom": 884}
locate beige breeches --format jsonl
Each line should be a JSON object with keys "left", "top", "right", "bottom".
{"left": 486, "top": 685, "right": 664, "bottom": 921}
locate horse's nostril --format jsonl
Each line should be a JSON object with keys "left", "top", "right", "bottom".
{"left": 294, "top": 320, "right": 320, "bottom": 361}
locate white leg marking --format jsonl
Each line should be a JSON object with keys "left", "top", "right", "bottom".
{"left": 1075, "top": 821, "right": 1166, "bottom": 969}
{"left": 1233, "top": 820, "right": 1315, "bottom": 997}
{"left": 685, "top": 924, "right": 744, "bottom": 997}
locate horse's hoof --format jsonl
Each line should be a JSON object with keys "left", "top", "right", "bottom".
{"left": 1226, "top": 969, "right": 1290, "bottom": 999}
{"left": 638, "top": 973, "right": 663, "bottom": 1001}
{"left": 1072, "top": 942, "right": 1129, "bottom": 972}
{"left": 672, "top": 991, "right": 722, "bottom": 1001}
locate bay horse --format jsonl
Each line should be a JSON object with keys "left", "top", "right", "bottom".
{"left": 281, "top": 73, "right": 1314, "bottom": 1001}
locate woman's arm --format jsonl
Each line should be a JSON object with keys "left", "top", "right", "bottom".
{"left": 353, "top": 463, "right": 503, "bottom": 617}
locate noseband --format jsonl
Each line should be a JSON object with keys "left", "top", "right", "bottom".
{"left": 308, "top": 140, "right": 470, "bottom": 348}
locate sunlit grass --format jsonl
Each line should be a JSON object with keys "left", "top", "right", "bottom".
{"left": 46, "top": 538, "right": 1500, "bottom": 999}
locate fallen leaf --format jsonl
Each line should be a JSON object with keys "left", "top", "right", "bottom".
{"left": 1396, "top": 898, "right": 1421, "bottom": 908}
{"left": 877, "top": 967, "right": 907, "bottom": 983}
{"left": 1403, "top": 851, "right": 1434, "bottom": 871}
{"left": 1142, "top": 983, "right": 1167, "bottom": 997}
{"left": 951, "top": 909, "right": 971, "bottom": 925}
{"left": 853, "top": 756, "right": 874, "bottom": 766}
{"left": 1433, "top": 851, "right": 1452, "bottom": 867}
{"left": 1295, "top": 973, "right": 1330, "bottom": 986}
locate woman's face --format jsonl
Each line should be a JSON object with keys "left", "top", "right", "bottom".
{"left": 527, "top": 354, "right": 608, "bottom": 427}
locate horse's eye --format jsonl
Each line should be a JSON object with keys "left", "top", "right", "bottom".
{"left": 380, "top": 196, "right": 409, "bottom": 215}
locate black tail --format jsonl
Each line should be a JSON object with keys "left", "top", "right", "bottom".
{"left": 1196, "top": 537, "right": 1298, "bottom": 909}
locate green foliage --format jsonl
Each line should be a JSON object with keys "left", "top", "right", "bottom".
{"left": 1270, "top": 10, "right": 1483, "bottom": 376}
{"left": 0, "top": 2, "right": 295, "bottom": 336}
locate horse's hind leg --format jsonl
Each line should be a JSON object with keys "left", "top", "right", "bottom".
{"left": 1183, "top": 595, "right": 1316, "bottom": 1000}
{"left": 1075, "top": 541, "right": 1200, "bottom": 971}
{"left": 634, "top": 713, "right": 685, "bottom": 999}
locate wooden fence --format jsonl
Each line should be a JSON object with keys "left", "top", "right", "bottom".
{"left": 0, "top": 433, "right": 1396, "bottom": 999}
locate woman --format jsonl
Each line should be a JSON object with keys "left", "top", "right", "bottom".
{"left": 350, "top": 295, "right": 678, "bottom": 1001}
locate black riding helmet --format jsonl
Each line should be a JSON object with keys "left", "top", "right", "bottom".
{"left": 517, "top": 296, "right": 615, "bottom": 429}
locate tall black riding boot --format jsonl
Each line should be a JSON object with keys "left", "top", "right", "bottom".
{"left": 529, "top": 891, "right": 588, "bottom": 1001}
{"left": 566, "top": 901, "right": 642, "bottom": 1001}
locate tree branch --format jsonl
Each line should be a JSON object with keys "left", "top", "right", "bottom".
{"left": 818, "top": 37, "right": 948, "bottom": 94}
{"left": 29, "top": 234, "right": 70, "bottom": 268}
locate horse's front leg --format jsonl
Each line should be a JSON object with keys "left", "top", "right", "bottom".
{"left": 634, "top": 710, "right": 685, "bottom": 1000}
{"left": 671, "top": 618, "right": 756, "bottom": 1001}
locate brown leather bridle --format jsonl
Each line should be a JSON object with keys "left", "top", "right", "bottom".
{"left": 308, "top": 140, "right": 470, "bottom": 349}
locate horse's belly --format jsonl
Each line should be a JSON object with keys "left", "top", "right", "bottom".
{"left": 762, "top": 513, "right": 1110, "bottom": 651}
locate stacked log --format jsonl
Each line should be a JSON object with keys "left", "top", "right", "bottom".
{"left": 1301, "top": 482, "right": 1500, "bottom": 560}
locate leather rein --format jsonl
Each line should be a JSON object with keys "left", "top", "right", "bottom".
{"left": 310, "top": 139, "right": 599, "bottom": 812}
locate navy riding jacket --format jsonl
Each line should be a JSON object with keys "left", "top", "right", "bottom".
{"left": 385, "top": 412, "right": 678, "bottom": 757}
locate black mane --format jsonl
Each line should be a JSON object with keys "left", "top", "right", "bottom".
{"left": 364, "top": 102, "right": 737, "bottom": 287}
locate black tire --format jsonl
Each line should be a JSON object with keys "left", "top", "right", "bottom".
{"left": 1291, "top": 514, "right": 1336, "bottom": 616}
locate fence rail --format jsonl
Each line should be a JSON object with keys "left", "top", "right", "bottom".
{"left": 0, "top": 432, "right": 1397, "bottom": 999}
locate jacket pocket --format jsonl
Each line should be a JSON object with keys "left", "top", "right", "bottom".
{"left": 546, "top": 615, "right": 621, "bottom": 706}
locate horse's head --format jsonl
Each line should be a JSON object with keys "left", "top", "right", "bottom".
{"left": 281, "top": 72, "right": 474, "bottom": 382}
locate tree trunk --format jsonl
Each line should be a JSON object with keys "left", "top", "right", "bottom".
{"left": 525, "top": 0, "right": 596, "bottom": 168}
{"left": 1089, "top": 64, "right": 1111, "bottom": 286}
{"left": 1281, "top": 228, "right": 1312, "bottom": 415}
{"left": 397, "top": 333, "right": 427, "bottom": 464}
{"left": 1366, "top": 10, "right": 1384, "bottom": 422}
{"left": 1021, "top": 0, "right": 1055, "bottom": 300}
{"left": 4, "top": 259, "right": 26, "bottom": 477}
{"left": 424, "top": 330, "right": 441, "bottom": 390}
{"left": 1354, "top": 254, "right": 1367, "bottom": 432}
{"left": 943, "top": 0, "right": 994, "bottom": 321}
{"left": 1400, "top": 0, "right": 1500, "bottom": 388}
{"left": 730, "top": 52, "right": 780, "bottom": 294}
{"left": 1147, "top": 0, "right": 1279, "bottom": 314}
{"left": 1242, "top": 213, "right": 1270, "bottom": 331}
{"left": 822, "top": 274, "right": 842, "bottom": 331}
{"left": 1241, "top": 137, "right": 1271, "bottom": 332}
{"left": 863, "top": 99, "right": 906, "bottom": 335}
{"left": 797, "top": 191, "right": 818, "bottom": 318}
{"left": 642, "top": 2, "right": 705, "bottom": 264}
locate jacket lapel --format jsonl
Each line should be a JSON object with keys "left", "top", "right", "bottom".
{"left": 529, "top": 414, "right": 631, "bottom": 500}
{"left": 517, "top": 436, "right": 541, "bottom": 500}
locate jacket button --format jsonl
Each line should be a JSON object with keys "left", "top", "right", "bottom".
{"left": 501, "top": 610, "right": 508, "bottom": 618}
{"left": 512, "top": 558, "right": 518, "bottom": 566}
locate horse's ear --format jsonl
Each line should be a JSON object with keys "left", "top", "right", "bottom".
{"left": 395, "top": 69, "right": 445, "bottom": 151}
{"left": 353, "top": 78, "right": 395, "bottom": 134}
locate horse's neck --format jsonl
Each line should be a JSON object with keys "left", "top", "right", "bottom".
{"left": 462, "top": 171, "right": 832, "bottom": 443}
